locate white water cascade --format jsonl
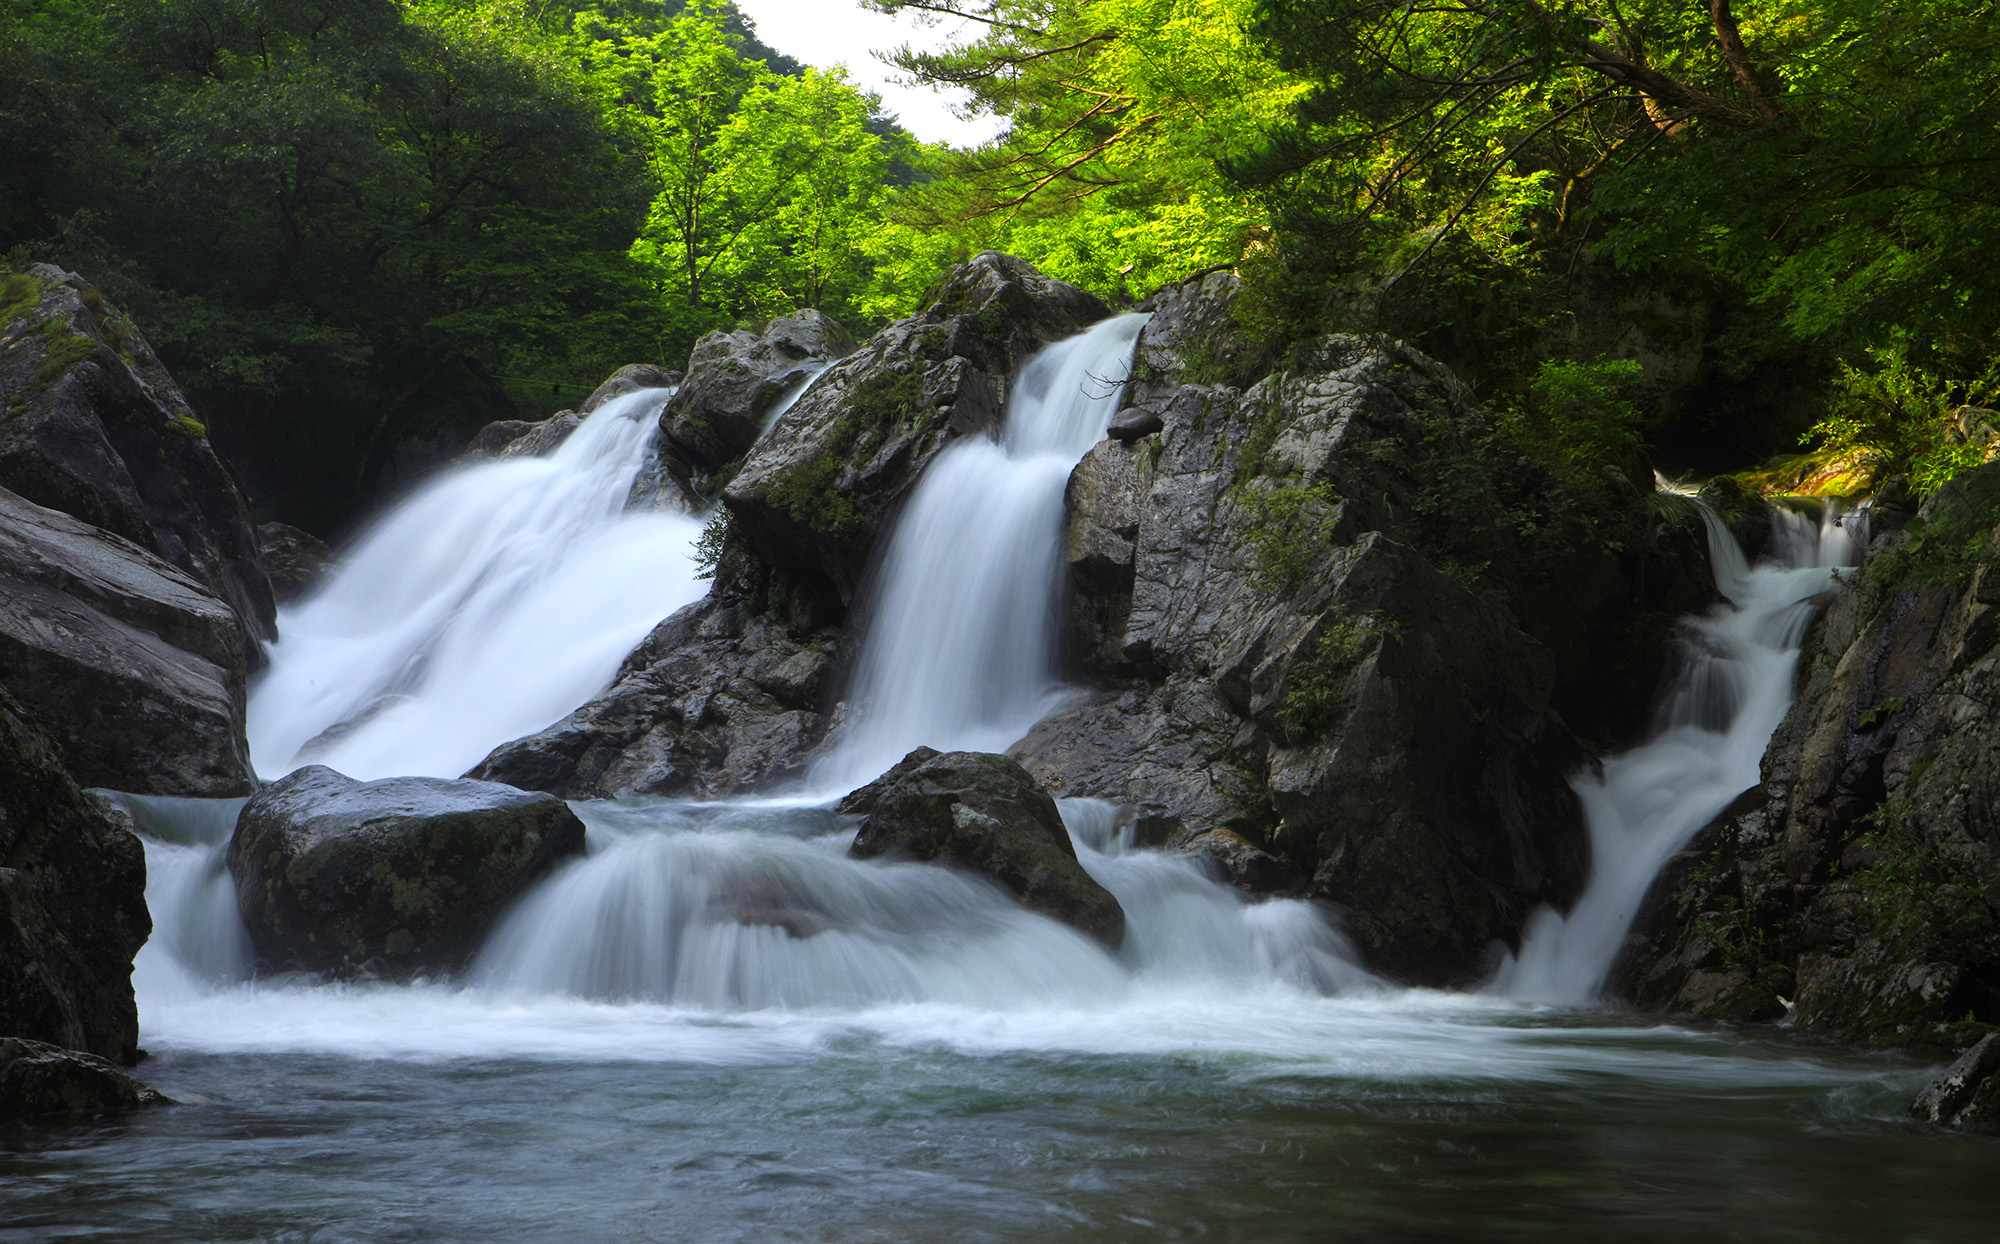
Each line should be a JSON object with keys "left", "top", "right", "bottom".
{"left": 1493, "top": 501, "right": 1867, "bottom": 1001}
{"left": 812, "top": 312, "right": 1151, "bottom": 789}
{"left": 247, "top": 388, "right": 708, "bottom": 781}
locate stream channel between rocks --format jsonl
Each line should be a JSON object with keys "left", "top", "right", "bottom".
{"left": 6, "top": 317, "right": 2000, "bottom": 1242}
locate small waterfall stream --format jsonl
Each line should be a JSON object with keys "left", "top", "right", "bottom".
{"left": 1494, "top": 501, "right": 1867, "bottom": 999}
{"left": 247, "top": 388, "right": 707, "bottom": 782}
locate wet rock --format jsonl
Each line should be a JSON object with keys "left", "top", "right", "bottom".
{"left": 0, "top": 1038, "right": 169, "bottom": 1115}
{"left": 467, "top": 597, "right": 837, "bottom": 800}
{"left": 724, "top": 252, "right": 1107, "bottom": 608}
{"left": 0, "top": 265, "right": 275, "bottom": 642}
{"left": 1618, "top": 465, "right": 2000, "bottom": 1042}
{"left": 1168, "top": 827, "right": 1292, "bottom": 894}
{"left": 1016, "top": 318, "right": 1591, "bottom": 985}
{"left": 584, "top": 364, "right": 682, "bottom": 415}
{"left": 227, "top": 766, "right": 587, "bottom": 976}
{"left": 499, "top": 411, "right": 583, "bottom": 460}
{"left": 0, "top": 486, "right": 255, "bottom": 796}
{"left": 662, "top": 311, "right": 854, "bottom": 473}
{"left": 462, "top": 418, "right": 541, "bottom": 461}
{"left": 842, "top": 750, "right": 1125, "bottom": 947}
{"left": 1911, "top": 1034, "right": 2000, "bottom": 1129}
{"left": 1107, "top": 406, "right": 1163, "bottom": 440}
{"left": 0, "top": 689, "right": 150, "bottom": 1064}
{"left": 257, "top": 521, "right": 336, "bottom": 604}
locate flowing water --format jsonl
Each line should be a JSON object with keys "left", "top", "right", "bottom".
{"left": 7, "top": 328, "right": 1998, "bottom": 1240}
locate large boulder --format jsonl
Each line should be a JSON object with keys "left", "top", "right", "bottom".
{"left": 0, "top": 265, "right": 275, "bottom": 642}
{"left": 0, "top": 688, "right": 150, "bottom": 1065}
{"left": 0, "top": 1037, "right": 168, "bottom": 1115}
{"left": 662, "top": 311, "right": 855, "bottom": 472}
{"left": 1012, "top": 307, "right": 1595, "bottom": 985}
{"left": 0, "top": 485, "right": 255, "bottom": 795}
{"left": 1911, "top": 1033, "right": 2000, "bottom": 1129}
{"left": 257, "top": 521, "right": 336, "bottom": 605}
{"left": 1616, "top": 467, "right": 2000, "bottom": 1042}
{"left": 840, "top": 749, "right": 1125, "bottom": 947}
{"left": 227, "top": 766, "right": 588, "bottom": 976}
{"left": 467, "top": 596, "right": 836, "bottom": 799}
{"left": 723, "top": 252, "right": 1108, "bottom": 609}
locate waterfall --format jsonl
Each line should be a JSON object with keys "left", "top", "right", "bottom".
{"left": 812, "top": 313, "right": 1151, "bottom": 789}
{"left": 247, "top": 389, "right": 707, "bottom": 782}
{"left": 1492, "top": 501, "right": 1867, "bottom": 1001}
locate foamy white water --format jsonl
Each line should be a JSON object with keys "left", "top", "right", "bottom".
{"left": 248, "top": 389, "right": 707, "bottom": 780}
{"left": 1493, "top": 502, "right": 1867, "bottom": 1001}
{"left": 812, "top": 313, "right": 1150, "bottom": 789}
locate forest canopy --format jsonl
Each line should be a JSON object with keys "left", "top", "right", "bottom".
{"left": 4, "top": 0, "right": 1994, "bottom": 527}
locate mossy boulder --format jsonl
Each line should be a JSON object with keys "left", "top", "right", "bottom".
{"left": 0, "top": 265, "right": 275, "bottom": 643}
{"left": 227, "top": 766, "right": 587, "bottom": 976}
{"left": 723, "top": 252, "right": 1107, "bottom": 610}
{"left": 841, "top": 749, "right": 1126, "bottom": 947}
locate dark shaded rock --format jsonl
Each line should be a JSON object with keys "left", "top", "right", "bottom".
{"left": 257, "top": 521, "right": 336, "bottom": 605}
{"left": 1168, "top": 827, "right": 1292, "bottom": 894}
{"left": 462, "top": 418, "right": 540, "bottom": 462}
{"left": 468, "top": 597, "right": 839, "bottom": 800}
{"left": 0, "top": 265, "right": 275, "bottom": 642}
{"left": 845, "top": 750, "right": 1125, "bottom": 947}
{"left": 724, "top": 252, "right": 1107, "bottom": 609}
{"left": 0, "top": 486, "right": 255, "bottom": 796}
{"left": 499, "top": 411, "right": 583, "bottom": 460}
{"left": 663, "top": 311, "right": 854, "bottom": 472}
{"left": 1106, "top": 406, "right": 1163, "bottom": 441}
{"left": 227, "top": 766, "right": 587, "bottom": 976}
{"left": 0, "top": 1038, "right": 168, "bottom": 1115}
{"left": 1017, "top": 321, "right": 1592, "bottom": 984}
{"left": 1911, "top": 1034, "right": 2000, "bottom": 1129}
{"left": 1618, "top": 466, "right": 2000, "bottom": 1043}
{"left": 584, "top": 364, "right": 682, "bottom": 415}
{"left": 0, "top": 689, "right": 150, "bottom": 1064}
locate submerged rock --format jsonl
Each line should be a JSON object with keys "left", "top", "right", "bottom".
{"left": 0, "top": 1037, "right": 169, "bottom": 1115}
{"left": 0, "top": 485, "right": 256, "bottom": 796}
{"left": 0, "top": 689, "right": 151, "bottom": 1065}
{"left": 227, "top": 766, "right": 587, "bottom": 976}
{"left": 0, "top": 265, "right": 275, "bottom": 642}
{"left": 841, "top": 750, "right": 1125, "bottom": 947}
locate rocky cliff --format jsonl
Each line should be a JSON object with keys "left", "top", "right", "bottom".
{"left": 1618, "top": 468, "right": 2000, "bottom": 1044}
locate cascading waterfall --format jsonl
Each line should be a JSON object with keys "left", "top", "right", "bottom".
{"left": 1492, "top": 500, "right": 1867, "bottom": 1001}
{"left": 247, "top": 388, "right": 708, "bottom": 781}
{"left": 811, "top": 313, "right": 1151, "bottom": 790}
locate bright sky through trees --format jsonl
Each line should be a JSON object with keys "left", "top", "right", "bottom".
{"left": 733, "top": 0, "right": 1003, "bottom": 144}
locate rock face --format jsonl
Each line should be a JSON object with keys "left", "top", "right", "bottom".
{"left": 227, "top": 766, "right": 588, "bottom": 976}
{"left": 1617, "top": 467, "right": 2000, "bottom": 1042}
{"left": 1010, "top": 276, "right": 1616, "bottom": 985}
{"left": 0, "top": 1037, "right": 168, "bottom": 1115}
{"left": 468, "top": 596, "right": 836, "bottom": 800}
{"left": 0, "top": 265, "right": 275, "bottom": 642}
{"left": 257, "top": 521, "right": 336, "bottom": 604}
{"left": 1911, "top": 1033, "right": 2000, "bottom": 1129}
{"left": 840, "top": 749, "right": 1125, "bottom": 947}
{"left": 662, "top": 311, "right": 854, "bottom": 473}
{"left": 724, "top": 252, "right": 1108, "bottom": 610}
{"left": 0, "top": 486, "right": 256, "bottom": 795}
{"left": 470, "top": 254, "right": 1111, "bottom": 798}
{"left": 0, "top": 689, "right": 150, "bottom": 1065}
